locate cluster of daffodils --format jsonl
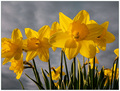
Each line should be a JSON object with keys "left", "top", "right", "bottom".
{"left": 1, "top": 10, "right": 119, "bottom": 89}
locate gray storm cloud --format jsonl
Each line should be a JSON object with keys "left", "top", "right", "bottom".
{"left": 1, "top": 1, "right": 118, "bottom": 90}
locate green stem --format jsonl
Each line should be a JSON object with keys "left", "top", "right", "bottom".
{"left": 92, "top": 57, "right": 95, "bottom": 89}
{"left": 63, "top": 52, "right": 69, "bottom": 82}
{"left": 73, "top": 57, "right": 76, "bottom": 89}
{"left": 111, "top": 61, "right": 115, "bottom": 89}
{"left": 18, "top": 80, "right": 24, "bottom": 90}
{"left": 83, "top": 56, "right": 86, "bottom": 79}
{"left": 48, "top": 59, "right": 52, "bottom": 89}
{"left": 60, "top": 50, "right": 63, "bottom": 89}
{"left": 32, "top": 59, "right": 42, "bottom": 89}
{"left": 113, "top": 58, "right": 118, "bottom": 89}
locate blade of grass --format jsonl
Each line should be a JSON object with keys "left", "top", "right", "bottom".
{"left": 25, "top": 73, "right": 44, "bottom": 89}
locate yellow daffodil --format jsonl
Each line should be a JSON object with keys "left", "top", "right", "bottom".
{"left": 54, "top": 81, "right": 60, "bottom": 89}
{"left": 49, "top": 10, "right": 104, "bottom": 60}
{"left": 23, "top": 26, "right": 51, "bottom": 62}
{"left": 94, "top": 21, "right": 115, "bottom": 51}
{"left": 85, "top": 56, "right": 99, "bottom": 69}
{"left": 1, "top": 28, "right": 23, "bottom": 65}
{"left": 99, "top": 64, "right": 119, "bottom": 86}
{"left": 50, "top": 22, "right": 62, "bottom": 51}
{"left": 47, "top": 66, "right": 65, "bottom": 80}
{"left": 114, "top": 48, "right": 119, "bottom": 57}
{"left": 9, "top": 54, "right": 24, "bottom": 79}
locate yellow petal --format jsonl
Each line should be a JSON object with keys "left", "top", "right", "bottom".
{"left": 22, "top": 39, "right": 28, "bottom": 51}
{"left": 11, "top": 28, "right": 23, "bottom": 42}
{"left": 51, "top": 22, "right": 61, "bottom": 30}
{"left": 1, "top": 38, "right": 11, "bottom": 43}
{"left": 73, "top": 10, "right": 90, "bottom": 24}
{"left": 2, "top": 57, "right": 12, "bottom": 65}
{"left": 114, "top": 48, "right": 119, "bottom": 57}
{"left": 96, "top": 47, "right": 100, "bottom": 53}
{"left": 14, "top": 50, "right": 22, "bottom": 60}
{"left": 89, "top": 56, "right": 99, "bottom": 64}
{"left": 52, "top": 47, "right": 57, "bottom": 52}
{"left": 65, "top": 38, "right": 77, "bottom": 48}
{"left": 62, "top": 72, "right": 66, "bottom": 76}
{"left": 85, "top": 24, "right": 104, "bottom": 40}
{"left": 26, "top": 51, "right": 38, "bottom": 61}
{"left": 105, "top": 32, "right": 115, "bottom": 43}
{"left": 59, "top": 12, "right": 73, "bottom": 32}
{"left": 101, "top": 21, "right": 109, "bottom": 30}
{"left": 41, "top": 38, "right": 51, "bottom": 48}
{"left": 80, "top": 40, "right": 96, "bottom": 58}
{"left": 49, "top": 31, "right": 71, "bottom": 48}
{"left": 95, "top": 38, "right": 106, "bottom": 51}
{"left": 38, "top": 25, "right": 50, "bottom": 39}
{"left": 2, "top": 50, "right": 14, "bottom": 58}
{"left": 37, "top": 47, "right": 49, "bottom": 62}
{"left": 87, "top": 20, "right": 97, "bottom": 24}
{"left": 16, "top": 71, "right": 22, "bottom": 79}
{"left": 55, "top": 65, "right": 64, "bottom": 72}
{"left": 53, "top": 74, "right": 60, "bottom": 80}
{"left": 65, "top": 42, "right": 80, "bottom": 60}
{"left": 25, "top": 28, "right": 38, "bottom": 38}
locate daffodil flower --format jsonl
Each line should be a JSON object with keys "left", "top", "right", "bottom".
{"left": 50, "top": 22, "right": 62, "bottom": 51}
{"left": 9, "top": 54, "right": 24, "bottom": 79}
{"left": 49, "top": 10, "right": 104, "bottom": 60}
{"left": 54, "top": 81, "right": 60, "bottom": 89}
{"left": 114, "top": 48, "right": 119, "bottom": 57}
{"left": 99, "top": 64, "right": 119, "bottom": 86}
{"left": 85, "top": 56, "right": 99, "bottom": 69}
{"left": 1, "top": 28, "right": 23, "bottom": 65}
{"left": 47, "top": 66, "right": 65, "bottom": 80}
{"left": 94, "top": 21, "right": 115, "bottom": 51}
{"left": 23, "top": 26, "right": 51, "bottom": 62}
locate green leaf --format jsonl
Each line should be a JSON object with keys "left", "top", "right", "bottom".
{"left": 59, "top": 50, "right": 63, "bottom": 89}
{"left": 63, "top": 52, "right": 69, "bottom": 82}
{"left": 18, "top": 80, "right": 24, "bottom": 90}
{"left": 32, "top": 59, "right": 43, "bottom": 87}
{"left": 91, "top": 57, "right": 95, "bottom": 89}
{"left": 48, "top": 59, "right": 52, "bottom": 89}
{"left": 100, "top": 77, "right": 106, "bottom": 89}
{"left": 113, "top": 79, "right": 119, "bottom": 89}
{"left": 73, "top": 57, "right": 76, "bottom": 89}
{"left": 67, "top": 74, "right": 73, "bottom": 89}
{"left": 77, "top": 57, "right": 81, "bottom": 89}
{"left": 104, "top": 76, "right": 109, "bottom": 89}
{"left": 25, "top": 73, "right": 44, "bottom": 90}
{"left": 80, "top": 70, "right": 84, "bottom": 89}
{"left": 98, "top": 67, "right": 104, "bottom": 87}
{"left": 83, "top": 56, "right": 86, "bottom": 79}
{"left": 63, "top": 75, "right": 67, "bottom": 87}
{"left": 113, "top": 58, "right": 118, "bottom": 89}
{"left": 41, "top": 68, "right": 50, "bottom": 89}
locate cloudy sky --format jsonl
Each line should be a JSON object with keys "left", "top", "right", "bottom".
{"left": 1, "top": 1, "right": 119, "bottom": 90}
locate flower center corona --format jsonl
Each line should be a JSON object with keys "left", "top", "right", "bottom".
{"left": 27, "top": 37, "right": 40, "bottom": 50}
{"left": 70, "top": 21, "right": 89, "bottom": 41}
